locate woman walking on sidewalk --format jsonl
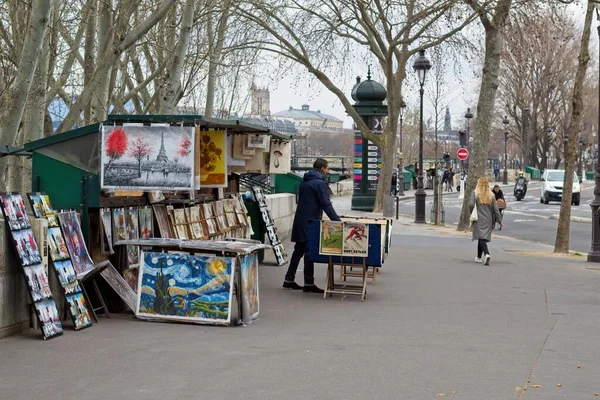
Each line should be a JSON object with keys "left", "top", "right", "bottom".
{"left": 470, "top": 177, "right": 503, "bottom": 265}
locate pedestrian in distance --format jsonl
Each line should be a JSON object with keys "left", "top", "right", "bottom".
{"left": 391, "top": 172, "right": 398, "bottom": 196}
{"left": 470, "top": 176, "right": 503, "bottom": 265}
{"left": 494, "top": 167, "right": 500, "bottom": 182}
{"left": 442, "top": 168, "right": 449, "bottom": 192}
{"left": 447, "top": 168, "right": 454, "bottom": 192}
{"left": 492, "top": 184, "right": 506, "bottom": 230}
{"left": 284, "top": 158, "right": 341, "bottom": 293}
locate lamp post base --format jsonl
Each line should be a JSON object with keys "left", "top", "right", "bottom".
{"left": 398, "top": 176, "right": 405, "bottom": 196}
{"left": 588, "top": 200, "right": 600, "bottom": 262}
{"left": 502, "top": 170, "right": 508, "bottom": 185}
{"left": 415, "top": 188, "right": 427, "bottom": 224}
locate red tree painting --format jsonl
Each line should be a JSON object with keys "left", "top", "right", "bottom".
{"left": 129, "top": 137, "right": 153, "bottom": 177}
{"left": 105, "top": 128, "right": 128, "bottom": 170}
{"left": 178, "top": 136, "right": 192, "bottom": 158}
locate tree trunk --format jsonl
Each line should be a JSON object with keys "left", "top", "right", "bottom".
{"left": 160, "top": 0, "right": 195, "bottom": 114}
{"left": 554, "top": 0, "right": 594, "bottom": 253}
{"left": 458, "top": 0, "right": 512, "bottom": 231}
{"left": 0, "top": 0, "right": 54, "bottom": 191}
{"left": 83, "top": 0, "right": 97, "bottom": 124}
{"left": 89, "top": 0, "right": 113, "bottom": 124}
{"left": 205, "top": 0, "right": 231, "bottom": 116}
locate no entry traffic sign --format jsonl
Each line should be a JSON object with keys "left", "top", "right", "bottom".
{"left": 457, "top": 148, "right": 469, "bottom": 161}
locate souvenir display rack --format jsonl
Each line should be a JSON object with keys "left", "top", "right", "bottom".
{"left": 251, "top": 186, "right": 288, "bottom": 265}
{"left": 0, "top": 193, "right": 63, "bottom": 339}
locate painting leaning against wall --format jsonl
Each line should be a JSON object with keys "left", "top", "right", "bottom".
{"left": 101, "top": 125, "right": 195, "bottom": 190}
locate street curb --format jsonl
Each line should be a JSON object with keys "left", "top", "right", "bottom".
{"left": 549, "top": 214, "right": 592, "bottom": 223}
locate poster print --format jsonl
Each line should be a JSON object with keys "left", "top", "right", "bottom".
{"left": 101, "top": 125, "right": 195, "bottom": 190}
{"left": 269, "top": 141, "right": 291, "bottom": 174}
{"left": 240, "top": 254, "right": 259, "bottom": 323}
{"left": 136, "top": 252, "right": 235, "bottom": 325}
{"left": 126, "top": 207, "right": 140, "bottom": 265}
{"left": 66, "top": 293, "right": 92, "bottom": 330}
{"left": 100, "top": 208, "right": 114, "bottom": 254}
{"left": 247, "top": 134, "right": 269, "bottom": 149}
{"left": 57, "top": 212, "right": 95, "bottom": 276}
{"left": 198, "top": 130, "right": 228, "bottom": 188}
{"left": 27, "top": 193, "right": 58, "bottom": 226}
{"left": 48, "top": 227, "right": 70, "bottom": 260}
{"left": 23, "top": 264, "right": 52, "bottom": 302}
{"left": 53, "top": 260, "right": 77, "bottom": 286}
{"left": 138, "top": 207, "right": 153, "bottom": 239}
{"left": 342, "top": 222, "right": 369, "bottom": 256}
{"left": 319, "top": 221, "right": 343, "bottom": 255}
{"left": 34, "top": 299, "right": 63, "bottom": 339}
{"left": 0, "top": 193, "right": 30, "bottom": 230}
{"left": 12, "top": 229, "right": 42, "bottom": 266}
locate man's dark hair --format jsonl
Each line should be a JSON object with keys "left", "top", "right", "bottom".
{"left": 313, "top": 158, "right": 328, "bottom": 169}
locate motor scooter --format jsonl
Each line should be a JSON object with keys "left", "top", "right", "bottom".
{"left": 514, "top": 177, "right": 527, "bottom": 201}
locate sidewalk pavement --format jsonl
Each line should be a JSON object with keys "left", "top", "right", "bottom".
{"left": 1, "top": 204, "right": 599, "bottom": 399}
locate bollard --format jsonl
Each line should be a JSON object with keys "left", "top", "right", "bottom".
{"left": 458, "top": 178, "right": 465, "bottom": 199}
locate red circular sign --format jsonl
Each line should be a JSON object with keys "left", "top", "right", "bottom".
{"left": 457, "top": 148, "right": 469, "bottom": 161}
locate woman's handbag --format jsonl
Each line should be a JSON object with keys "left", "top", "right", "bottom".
{"left": 497, "top": 198, "right": 506, "bottom": 209}
{"left": 470, "top": 204, "right": 478, "bottom": 222}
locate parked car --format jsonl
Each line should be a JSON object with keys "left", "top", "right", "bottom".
{"left": 540, "top": 169, "right": 581, "bottom": 206}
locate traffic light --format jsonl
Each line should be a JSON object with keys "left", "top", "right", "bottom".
{"left": 459, "top": 130, "right": 466, "bottom": 147}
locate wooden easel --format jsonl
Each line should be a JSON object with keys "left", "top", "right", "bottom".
{"left": 340, "top": 265, "right": 378, "bottom": 284}
{"left": 67, "top": 262, "right": 111, "bottom": 323}
{"left": 324, "top": 256, "right": 368, "bottom": 301}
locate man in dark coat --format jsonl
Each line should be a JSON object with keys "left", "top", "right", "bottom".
{"left": 284, "top": 158, "right": 341, "bottom": 293}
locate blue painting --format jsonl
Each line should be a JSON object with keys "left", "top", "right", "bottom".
{"left": 136, "top": 251, "right": 235, "bottom": 325}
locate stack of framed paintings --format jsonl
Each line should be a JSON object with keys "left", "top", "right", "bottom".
{"left": 152, "top": 204, "right": 172, "bottom": 238}
{"left": 29, "top": 193, "right": 93, "bottom": 331}
{"left": 252, "top": 186, "right": 287, "bottom": 266}
{"left": 2, "top": 193, "right": 63, "bottom": 339}
{"left": 187, "top": 206, "right": 208, "bottom": 240}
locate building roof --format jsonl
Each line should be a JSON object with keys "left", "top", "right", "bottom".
{"left": 273, "top": 104, "right": 342, "bottom": 123}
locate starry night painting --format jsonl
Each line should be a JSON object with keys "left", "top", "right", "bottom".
{"left": 136, "top": 251, "right": 235, "bottom": 325}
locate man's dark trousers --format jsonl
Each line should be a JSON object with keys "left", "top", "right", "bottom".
{"left": 284, "top": 242, "right": 314, "bottom": 285}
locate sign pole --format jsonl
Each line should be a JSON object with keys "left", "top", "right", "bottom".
{"left": 457, "top": 148, "right": 469, "bottom": 200}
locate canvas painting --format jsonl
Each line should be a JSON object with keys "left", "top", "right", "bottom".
{"left": 198, "top": 130, "right": 228, "bottom": 188}
{"left": 12, "top": 229, "right": 42, "bottom": 266}
{"left": 58, "top": 212, "right": 95, "bottom": 276}
{"left": 35, "top": 299, "right": 63, "bottom": 339}
{"left": 266, "top": 225, "right": 281, "bottom": 246}
{"left": 100, "top": 208, "right": 114, "bottom": 254}
{"left": 101, "top": 125, "right": 195, "bottom": 190}
{"left": 252, "top": 187, "right": 268, "bottom": 208}
{"left": 23, "top": 264, "right": 52, "bottom": 302}
{"left": 66, "top": 293, "right": 92, "bottom": 330}
{"left": 137, "top": 252, "right": 235, "bottom": 325}
{"left": 123, "top": 268, "right": 139, "bottom": 292}
{"left": 342, "top": 222, "right": 369, "bottom": 256}
{"left": 48, "top": 227, "right": 70, "bottom": 261}
{"left": 64, "top": 281, "right": 82, "bottom": 296}
{"left": 272, "top": 244, "right": 288, "bottom": 266}
{"left": 126, "top": 207, "right": 140, "bottom": 265}
{"left": 269, "top": 141, "right": 291, "bottom": 174}
{"left": 152, "top": 204, "right": 172, "bottom": 238}
{"left": 247, "top": 134, "right": 269, "bottom": 149}
{"left": 260, "top": 208, "right": 274, "bottom": 227}
{"left": 112, "top": 208, "right": 127, "bottom": 242}
{"left": 240, "top": 253, "right": 259, "bottom": 323}
{"left": 138, "top": 207, "right": 153, "bottom": 239}
{"left": 28, "top": 193, "right": 56, "bottom": 226}
{"left": 27, "top": 193, "right": 44, "bottom": 218}
{"left": 0, "top": 193, "right": 30, "bottom": 230}
{"left": 53, "top": 260, "right": 77, "bottom": 287}
{"left": 319, "top": 221, "right": 343, "bottom": 255}
{"left": 227, "top": 135, "right": 246, "bottom": 166}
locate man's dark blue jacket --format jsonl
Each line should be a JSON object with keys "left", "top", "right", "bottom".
{"left": 291, "top": 168, "right": 341, "bottom": 243}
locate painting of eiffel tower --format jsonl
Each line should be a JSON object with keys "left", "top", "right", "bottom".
{"left": 101, "top": 125, "right": 195, "bottom": 190}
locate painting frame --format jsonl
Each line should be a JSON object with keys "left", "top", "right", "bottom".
{"left": 0, "top": 193, "right": 31, "bottom": 230}
{"left": 57, "top": 211, "right": 95, "bottom": 277}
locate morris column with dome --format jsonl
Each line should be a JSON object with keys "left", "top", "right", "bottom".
{"left": 350, "top": 69, "right": 389, "bottom": 211}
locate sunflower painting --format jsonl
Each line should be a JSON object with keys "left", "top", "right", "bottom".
{"left": 136, "top": 251, "right": 235, "bottom": 325}
{"left": 196, "top": 130, "right": 227, "bottom": 188}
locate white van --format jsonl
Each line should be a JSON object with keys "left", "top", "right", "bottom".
{"left": 540, "top": 169, "right": 581, "bottom": 206}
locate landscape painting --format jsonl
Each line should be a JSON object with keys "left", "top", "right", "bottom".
{"left": 58, "top": 212, "right": 95, "bottom": 276}
{"left": 27, "top": 193, "right": 57, "bottom": 226}
{"left": 34, "top": 299, "right": 63, "bottom": 339}
{"left": 23, "top": 264, "right": 52, "bottom": 302}
{"left": 66, "top": 292, "right": 92, "bottom": 330}
{"left": 0, "top": 193, "right": 30, "bottom": 230}
{"left": 240, "top": 254, "right": 259, "bottom": 323}
{"left": 136, "top": 252, "right": 235, "bottom": 325}
{"left": 319, "top": 221, "right": 343, "bottom": 255}
{"left": 101, "top": 125, "right": 195, "bottom": 190}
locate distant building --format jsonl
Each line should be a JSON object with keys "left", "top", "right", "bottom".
{"left": 273, "top": 104, "right": 343, "bottom": 131}
{"left": 431, "top": 107, "right": 460, "bottom": 145}
{"left": 250, "top": 84, "right": 271, "bottom": 117}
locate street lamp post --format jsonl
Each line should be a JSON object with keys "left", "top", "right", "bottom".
{"left": 465, "top": 108, "right": 474, "bottom": 174}
{"left": 589, "top": 3, "right": 600, "bottom": 262}
{"left": 397, "top": 100, "right": 407, "bottom": 196}
{"left": 412, "top": 49, "right": 431, "bottom": 224}
{"left": 502, "top": 116, "right": 509, "bottom": 184}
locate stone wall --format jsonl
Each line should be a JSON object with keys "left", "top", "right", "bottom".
{"left": 265, "top": 193, "right": 295, "bottom": 240}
